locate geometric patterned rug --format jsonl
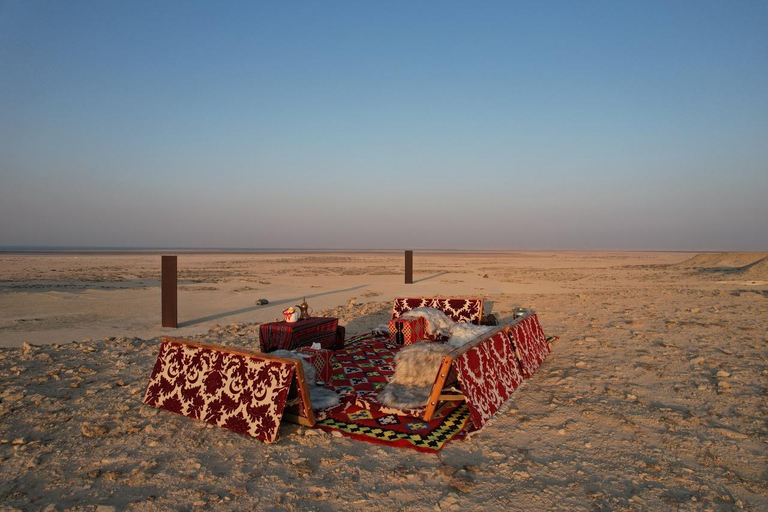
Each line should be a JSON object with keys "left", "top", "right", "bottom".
{"left": 314, "top": 400, "right": 471, "bottom": 453}
{"left": 314, "top": 334, "right": 473, "bottom": 453}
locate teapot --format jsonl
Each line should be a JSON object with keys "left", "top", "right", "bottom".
{"left": 298, "top": 297, "right": 313, "bottom": 320}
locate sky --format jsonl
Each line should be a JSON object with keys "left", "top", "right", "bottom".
{"left": 1, "top": 1, "right": 767, "bottom": 251}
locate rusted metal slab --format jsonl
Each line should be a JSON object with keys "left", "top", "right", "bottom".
{"left": 405, "top": 250, "right": 413, "bottom": 284}
{"left": 161, "top": 255, "right": 178, "bottom": 328}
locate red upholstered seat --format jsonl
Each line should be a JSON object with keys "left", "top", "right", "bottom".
{"left": 506, "top": 313, "right": 551, "bottom": 378}
{"left": 391, "top": 297, "right": 483, "bottom": 324}
{"left": 452, "top": 330, "right": 525, "bottom": 428}
{"left": 422, "top": 311, "right": 553, "bottom": 423}
{"left": 144, "top": 337, "right": 315, "bottom": 443}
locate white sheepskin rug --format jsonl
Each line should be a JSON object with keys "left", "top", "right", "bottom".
{"left": 446, "top": 322, "right": 494, "bottom": 348}
{"left": 400, "top": 307, "right": 493, "bottom": 345}
{"left": 400, "top": 307, "right": 454, "bottom": 337}
{"left": 377, "top": 309, "right": 494, "bottom": 410}
{"left": 271, "top": 350, "right": 340, "bottom": 410}
{"left": 377, "top": 343, "right": 451, "bottom": 409}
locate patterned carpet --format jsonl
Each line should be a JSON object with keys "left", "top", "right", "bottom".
{"left": 314, "top": 334, "right": 473, "bottom": 453}
{"left": 313, "top": 328, "right": 557, "bottom": 452}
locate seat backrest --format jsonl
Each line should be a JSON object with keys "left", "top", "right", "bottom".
{"left": 391, "top": 297, "right": 483, "bottom": 324}
{"left": 144, "top": 337, "right": 314, "bottom": 443}
{"left": 422, "top": 311, "right": 545, "bottom": 427}
{"left": 451, "top": 329, "right": 525, "bottom": 428}
{"left": 506, "top": 313, "right": 551, "bottom": 378}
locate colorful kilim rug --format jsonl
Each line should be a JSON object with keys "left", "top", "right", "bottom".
{"left": 315, "top": 400, "right": 471, "bottom": 453}
{"left": 314, "top": 334, "right": 473, "bottom": 453}
{"left": 326, "top": 336, "right": 398, "bottom": 398}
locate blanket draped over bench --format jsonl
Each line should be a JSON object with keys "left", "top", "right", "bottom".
{"left": 315, "top": 311, "right": 554, "bottom": 451}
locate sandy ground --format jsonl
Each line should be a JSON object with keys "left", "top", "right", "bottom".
{"left": 0, "top": 251, "right": 766, "bottom": 511}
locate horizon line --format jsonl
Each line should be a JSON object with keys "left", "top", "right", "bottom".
{"left": 0, "top": 245, "right": 762, "bottom": 255}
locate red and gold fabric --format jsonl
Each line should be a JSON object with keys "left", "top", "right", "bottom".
{"left": 507, "top": 313, "right": 551, "bottom": 378}
{"left": 451, "top": 331, "right": 524, "bottom": 429}
{"left": 388, "top": 316, "right": 427, "bottom": 345}
{"left": 391, "top": 298, "right": 483, "bottom": 324}
{"left": 326, "top": 336, "right": 397, "bottom": 397}
{"left": 295, "top": 346, "right": 333, "bottom": 385}
{"left": 144, "top": 338, "right": 295, "bottom": 443}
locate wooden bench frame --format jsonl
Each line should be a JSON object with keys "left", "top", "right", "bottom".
{"left": 422, "top": 311, "right": 534, "bottom": 421}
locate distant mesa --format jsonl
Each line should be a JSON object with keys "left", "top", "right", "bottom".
{"left": 677, "top": 252, "right": 767, "bottom": 269}
{"left": 678, "top": 252, "right": 768, "bottom": 279}
{"left": 734, "top": 256, "right": 768, "bottom": 280}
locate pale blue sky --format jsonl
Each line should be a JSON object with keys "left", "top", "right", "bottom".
{"left": 1, "top": 1, "right": 766, "bottom": 250}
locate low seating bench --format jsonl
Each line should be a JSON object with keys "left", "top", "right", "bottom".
{"left": 422, "top": 311, "right": 550, "bottom": 423}
{"left": 143, "top": 297, "right": 555, "bottom": 448}
{"left": 143, "top": 337, "right": 316, "bottom": 443}
{"left": 313, "top": 307, "right": 554, "bottom": 450}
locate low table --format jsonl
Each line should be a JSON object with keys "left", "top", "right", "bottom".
{"left": 259, "top": 317, "right": 340, "bottom": 352}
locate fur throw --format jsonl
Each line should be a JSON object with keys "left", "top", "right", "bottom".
{"left": 446, "top": 323, "right": 494, "bottom": 348}
{"left": 378, "top": 343, "right": 451, "bottom": 409}
{"left": 401, "top": 307, "right": 454, "bottom": 337}
{"left": 376, "top": 318, "right": 493, "bottom": 409}
{"left": 271, "top": 350, "right": 340, "bottom": 410}
{"left": 307, "top": 386, "right": 341, "bottom": 411}
{"left": 401, "top": 307, "right": 493, "bottom": 346}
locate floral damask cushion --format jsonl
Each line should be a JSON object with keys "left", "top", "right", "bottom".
{"left": 506, "top": 313, "right": 551, "bottom": 379}
{"left": 391, "top": 298, "right": 483, "bottom": 325}
{"left": 452, "top": 331, "right": 524, "bottom": 429}
{"left": 144, "top": 338, "right": 297, "bottom": 443}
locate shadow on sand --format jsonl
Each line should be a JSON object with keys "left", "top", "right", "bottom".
{"left": 178, "top": 284, "right": 370, "bottom": 327}
{"left": 342, "top": 305, "right": 393, "bottom": 336}
{"left": 412, "top": 272, "right": 448, "bottom": 283}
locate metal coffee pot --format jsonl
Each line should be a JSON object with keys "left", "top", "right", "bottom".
{"left": 298, "top": 297, "right": 312, "bottom": 320}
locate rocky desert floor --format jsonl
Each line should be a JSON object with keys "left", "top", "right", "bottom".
{"left": 0, "top": 251, "right": 766, "bottom": 511}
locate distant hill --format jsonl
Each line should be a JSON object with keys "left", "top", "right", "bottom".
{"left": 677, "top": 252, "right": 767, "bottom": 269}
{"left": 734, "top": 257, "right": 768, "bottom": 280}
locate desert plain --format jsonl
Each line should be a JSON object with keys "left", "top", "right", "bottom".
{"left": 0, "top": 251, "right": 766, "bottom": 511}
